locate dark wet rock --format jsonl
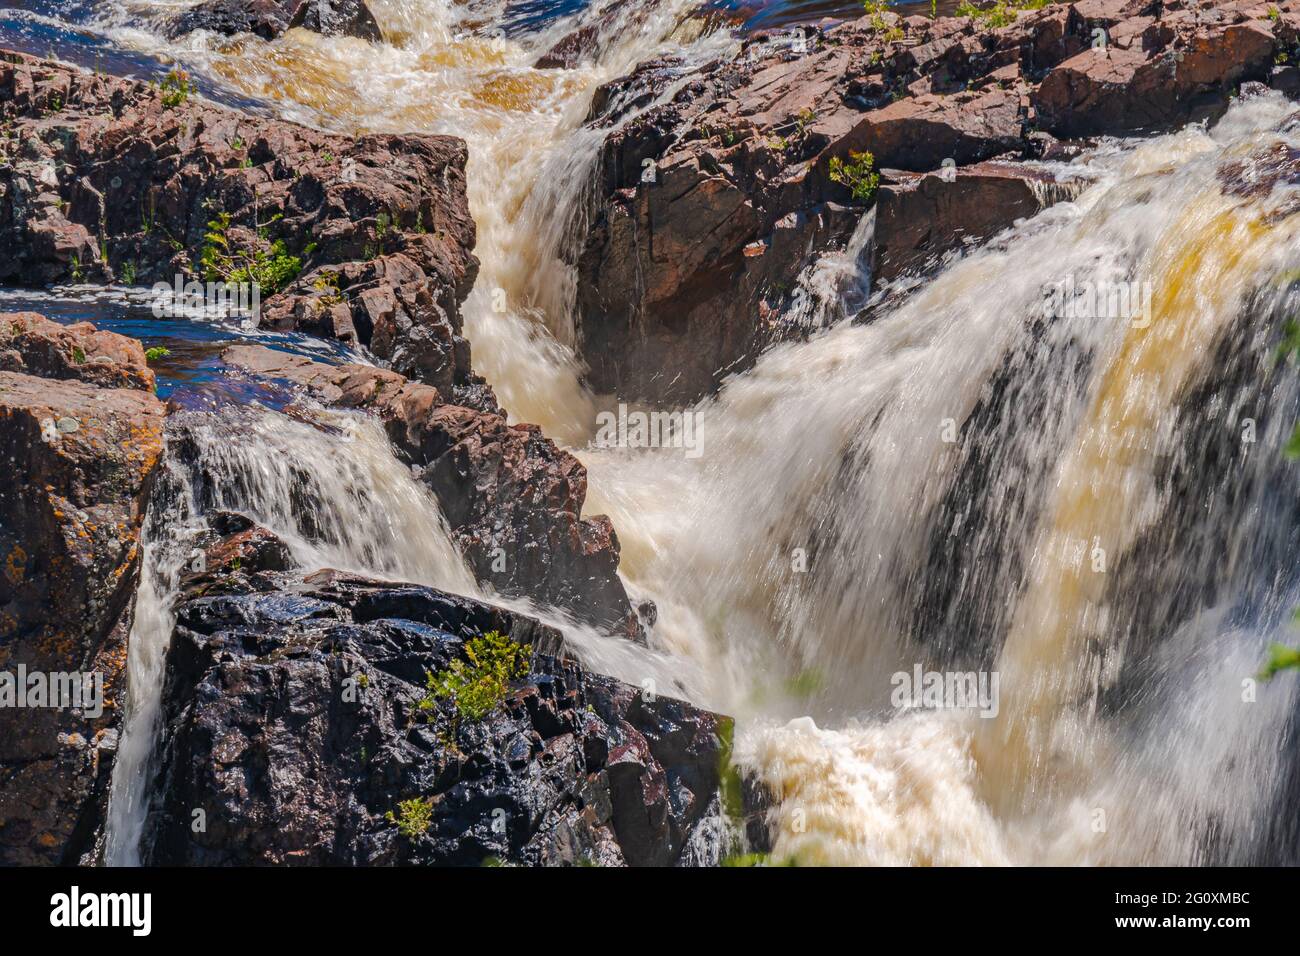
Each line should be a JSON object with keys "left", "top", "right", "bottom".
{"left": 0, "top": 50, "right": 489, "bottom": 409}
{"left": 573, "top": 0, "right": 1292, "bottom": 404}
{"left": 143, "top": 549, "right": 730, "bottom": 867}
{"left": 166, "top": 0, "right": 381, "bottom": 43}
{"left": 0, "top": 314, "right": 165, "bottom": 865}
{"left": 219, "top": 345, "right": 644, "bottom": 641}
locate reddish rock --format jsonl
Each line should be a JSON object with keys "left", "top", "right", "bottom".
{"left": 0, "top": 311, "right": 156, "bottom": 391}
{"left": 1033, "top": 20, "right": 1277, "bottom": 136}
{"left": 0, "top": 315, "right": 165, "bottom": 865}
{"left": 874, "top": 160, "right": 1091, "bottom": 281}
{"left": 574, "top": 0, "right": 1290, "bottom": 405}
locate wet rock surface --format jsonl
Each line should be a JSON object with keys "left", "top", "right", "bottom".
{"left": 143, "top": 525, "right": 729, "bottom": 866}
{"left": 574, "top": 0, "right": 1300, "bottom": 403}
{"left": 0, "top": 313, "right": 165, "bottom": 865}
{"left": 0, "top": 49, "right": 488, "bottom": 409}
{"left": 220, "top": 344, "right": 644, "bottom": 640}
{"left": 165, "top": 0, "right": 382, "bottom": 43}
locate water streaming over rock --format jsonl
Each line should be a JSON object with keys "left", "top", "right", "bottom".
{"left": 104, "top": 405, "right": 475, "bottom": 864}
{"left": 42, "top": 1, "right": 1300, "bottom": 864}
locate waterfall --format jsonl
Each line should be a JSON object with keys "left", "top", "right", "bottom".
{"left": 588, "top": 94, "right": 1300, "bottom": 864}
{"left": 104, "top": 405, "right": 476, "bottom": 864}
{"left": 60, "top": 2, "right": 1300, "bottom": 865}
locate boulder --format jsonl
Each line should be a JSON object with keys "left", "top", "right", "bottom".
{"left": 0, "top": 313, "right": 165, "bottom": 865}
{"left": 142, "top": 542, "right": 730, "bottom": 866}
{"left": 873, "top": 160, "right": 1092, "bottom": 281}
{"left": 573, "top": 1, "right": 1292, "bottom": 404}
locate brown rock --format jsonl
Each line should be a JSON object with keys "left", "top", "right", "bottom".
{"left": 0, "top": 311, "right": 156, "bottom": 391}
{"left": 0, "top": 316, "right": 165, "bottom": 865}
{"left": 0, "top": 50, "right": 489, "bottom": 409}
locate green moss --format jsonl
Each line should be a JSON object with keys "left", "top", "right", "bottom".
{"left": 144, "top": 346, "right": 170, "bottom": 362}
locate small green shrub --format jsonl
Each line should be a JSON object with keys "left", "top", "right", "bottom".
{"left": 955, "top": 0, "right": 1051, "bottom": 27}
{"left": 420, "top": 631, "right": 531, "bottom": 723}
{"left": 827, "top": 150, "right": 880, "bottom": 203}
{"left": 385, "top": 797, "right": 434, "bottom": 838}
{"left": 862, "top": 0, "right": 904, "bottom": 40}
{"left": 159, "top": 69, "right": 195, "bottom": 109}
{"left": 200, "top": 211, "right": 302, "bottom": 295}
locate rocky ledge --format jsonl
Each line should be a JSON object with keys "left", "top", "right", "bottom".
{"left": 142, "top": 518, "right": 729, "bottom": 866}
{"left": 573, "top": 0, "right": 1300, "bottom": 403}
{"left": 220, "top": 344, "right": 644, "bottom": 641}
{"left": 0, "top": 49, "right": 490, "bottom": 409}
{"left": 0, "top": 313, "right": 165, "bottom": 865}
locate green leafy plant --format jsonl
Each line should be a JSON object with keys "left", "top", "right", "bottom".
{"left": 71, "top": 346, "right": 85, "bottom": 364}
{"left": 120, "top": 260, "right": 137, "bottom": 285}
{"left": 144, "top": 346, "right": 169, "bottom": 362}
{"left": 159, "top": 68, "right": 195, "bottom": 109}
{"left": 955, "top": 0, "right": 1051, "bottom": 27}
{"left": 419, "top": 631, "right": 531, "bottom": 724}
{"left": 721, "top": 852, "right": 799, "bottom": 867}
{"left": 862, "top": 0, "right": 904, "bottom": 42}
{"left": 385, "top": 797, "right": 434, "bottom": 838}
{"left": 200, "top": 210, "right": 302, "bottom": 295}
{"left": 827, "top": 150, "right": 880, "bottom": 202}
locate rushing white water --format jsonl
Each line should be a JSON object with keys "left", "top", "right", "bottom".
{"left": 71, "top": 2, "right": 1300, "bottom": 864}
{"left": 587, "top": 96, "right": 1300, "bottom": 864}
{"left": 104, "top": 406, "right": 475, "bottom": 864}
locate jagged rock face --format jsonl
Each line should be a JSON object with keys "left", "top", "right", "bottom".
{"left": 144, "top": 544, "right": 729, "bottom": 867}
{"left": 873, "top": 159, "right": 1090, "bottom": 282}
{"left": 573, "top": 0, "right": 1299, "bottom": 404}
{"left": 0, "top": 313, "right": 165, "bottom": 865}
{"left": 165, "top": 0, "right": 382, "bottom": 43}
{"left": 0, "top": 50, "right": 490, "bottom": 409}
{"left": 219, "top": 345, "right": 643, "bottom": 640}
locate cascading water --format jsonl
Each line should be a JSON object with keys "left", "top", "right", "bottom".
{"left": 104, "top": 404, "right": 476, "bottom": 864}
{"left": 38, "top": 1, "right": 1300, "bottom": 865}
